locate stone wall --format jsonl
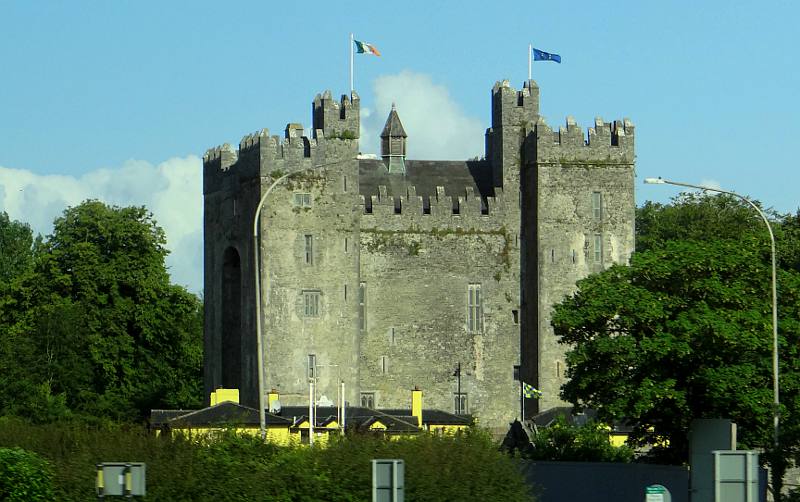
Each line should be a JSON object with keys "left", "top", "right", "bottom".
{"left": 522, "top": 114, "right": 635, "bottom": 413}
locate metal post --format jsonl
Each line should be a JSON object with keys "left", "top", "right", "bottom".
{"left": 309, "top": 378, "right": 314, "bottom": 445}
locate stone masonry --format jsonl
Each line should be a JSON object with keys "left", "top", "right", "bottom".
{"left": 202, "top": 80, "right": 635, "bottom": 430}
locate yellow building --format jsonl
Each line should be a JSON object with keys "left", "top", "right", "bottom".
{"left": 151, "top": 387, "right": 471, "bottom": 444}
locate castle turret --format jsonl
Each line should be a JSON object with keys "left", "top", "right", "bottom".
{"left": 380, "top": 103, "right": 407, "bottom": 174}
{"left": 312, "top": 91, "right": 360, "bottom": 140}
{"left": 486, "top": 80, "right": 539, "bottom": 189}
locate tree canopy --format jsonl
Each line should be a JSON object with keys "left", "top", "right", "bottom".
{"left": 552, "top": 193, "right": 800, "bottom": 484}
{"left": 0, "top": 212, "right": 36, "bottom": 288}
{"left": 0, "top": 201, "right": 202, "bottom": 422}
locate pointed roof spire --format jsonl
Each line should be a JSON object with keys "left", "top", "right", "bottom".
{"left": 381, "top": 103, "right": 407, "bottom": 138}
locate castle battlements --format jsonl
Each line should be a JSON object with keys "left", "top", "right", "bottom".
{"left": 491, "top": 79, "right": 540, "bottom": 128}
{"left": 530, "top": 115, "right": 635, "bottom": 165}
{"left": 312, "top": 90, "right": 360, "bottom": 140}
{"left": 360, "top": 184, "right": 507, "bottom": 226}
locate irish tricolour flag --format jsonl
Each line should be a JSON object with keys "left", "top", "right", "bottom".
{"left": 354, "top": 39, "right": 381, "bottom": 56}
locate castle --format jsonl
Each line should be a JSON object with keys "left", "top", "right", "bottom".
{"left": 202, "top": 79, "right": 635, "bottom": 431}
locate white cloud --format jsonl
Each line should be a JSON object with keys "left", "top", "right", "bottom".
{"left": 360, "top": 71, "right": 484, "bottom": 160}
{"left": 0, "top": 156, "right": 203, "bottom": 293}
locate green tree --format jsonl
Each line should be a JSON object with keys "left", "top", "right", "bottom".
{"left": 635, "top": 192, "right": 766, "bottom": 253}
{"left": 0, "top": 212, "right": 35, "bottom": 288}
{"left": 554, "top": 194, "right": 800, "bottom": 498}
{"left": 0, "top": 201, "right": 203, "bottom": 421}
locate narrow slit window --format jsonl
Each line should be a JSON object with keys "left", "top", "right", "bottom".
{"left": 592, "top": 192, "right": 603, "bottom": 221}
{"left": 304, "top": 235, "right": 313, "bottom": 265}
{"left": 307, "top": 354, "right": 317, "bottom": 379}
{"left": 512, "top": 310, "right": 519, "bottom": 325}
{"left": 380, "top": 356, "right": 388, "bottom": 374}
{"left": 594, "top": 234, "right": 603, "bottom": 263}
{"left": 467, "top": 284, "right": 483, "bottom": 333}
{"left": 358, "top": 282, "right": 366, "bottom": 332}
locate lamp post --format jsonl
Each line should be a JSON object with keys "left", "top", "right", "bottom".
{"left": 643, "top": 177, "right": 779, "bottom": 451}
{"left": 253, "top": 157, "right": 358, "bottom": 439}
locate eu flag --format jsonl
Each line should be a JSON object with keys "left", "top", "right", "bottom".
{"left": 532, "top": 48, "right": 561, "bottom": 63}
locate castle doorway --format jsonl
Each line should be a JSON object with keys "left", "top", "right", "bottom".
{"left": 221, "top": 246, "right": 242, "bottom": 389}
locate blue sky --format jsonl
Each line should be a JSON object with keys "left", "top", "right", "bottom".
{"left": 1, "top": 0, "right": 798, "bottom": 292}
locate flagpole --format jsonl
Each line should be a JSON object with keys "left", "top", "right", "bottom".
{"left": 528, "top": 44, "right": 532, "bottom": 81}
{"left": 349, "top": 33, "right": 354, "bottom": 93}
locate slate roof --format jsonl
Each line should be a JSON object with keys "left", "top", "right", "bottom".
{"left": 150, "top": 409, "right": 193, "bottom": 427}
{"left": 152, "top": 403, "right": 469, "bottom": 433}
{"left": 358, "top": 159, "right": 494, "bottom": 202}
{"left": 152, "top": 401, "right": 291, "bottom": 428}
{"left": 380, "top": 105, "right": 407, "bottom": 138}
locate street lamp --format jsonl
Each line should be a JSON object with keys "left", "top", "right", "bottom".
{"left": 253, "top": 156, "right": 359, "bottom": 439}
{"left": 643, "top": 177, "right": 779, "bottom": 451}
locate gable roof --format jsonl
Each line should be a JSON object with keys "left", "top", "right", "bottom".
{"left": 157, "top": 401, "right": 291, "bottom": 428}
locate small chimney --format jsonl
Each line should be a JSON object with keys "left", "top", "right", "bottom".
{"left": 411, "top": 386, "right": 423, "bottom": 428}
{"left": 210, "top": 388, "right": 240, "bottom": 406}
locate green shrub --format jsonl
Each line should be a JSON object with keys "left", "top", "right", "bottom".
{"left": 0, "top": 421, "right": 534, "bottom": 501}
{"left": 525, "top": 417, "right": 635, "bottom": 463}
{"left": 0, "top": 447, "right": 55, "bottom": 501}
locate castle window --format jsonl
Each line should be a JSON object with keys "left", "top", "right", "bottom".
{"left": 592, "top": 192, "right": 603, "bottom": 220}
{"left": 550, "top": 249, "right": 555, "bottom": 263}
{"left": 389, "top": 327, "right": 396, "bottom": 346}
{"left": 304, "top": 235, "right": 314, "bottom": 265}
{"left": 593, "top": 234, "right": 603, "bottom": 263}
{"left": 572, "top": 249, "right": 576, "bottom": 264}
{"left": 294, "top": 193, "right": 312, "bottom": 208}
{"left": 358, "top": 282, "right": 366, "bottom": 331}
{"left": 343, "top": 175, "right": 347, "bottom": 192}
{"left": 467, "top": 284, "right": 483, "bottom": 333}
{"left": 344, "top": 237, "right": 349, "bottom": 253}
{"left": 344, "top": 284, "right": 348, "bottom": 301}
{"left": 303, "top": 291, "right": 320, "bottom": 317}
{"left": 454, "top": 393, "right": 468, "bottom": 415}
{"left": 360, "top": 392, "right": 375, "bottom": 408}
{"left": 380, "top": 356, "right": 389, "bottom": 374}
{"left": 308, "top": 354, "right": 317, "bottom": 380}
{"left": 512, "top": 310, "right": 519, "bottom": 325}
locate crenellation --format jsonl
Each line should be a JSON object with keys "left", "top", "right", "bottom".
{"left": 533, "top": 115, "right": 635, "bottom": 165}
{"left": 312, "top": 90, "right": 360, "bottom": 140}
{"left": 202, "top": 144, "right": 239, "bottom": 195}
{"left": 558, "top": 116, "right": 585, "bottom": 147}
{"left": 491, "top": 79, "right": 539, "bottom": 128}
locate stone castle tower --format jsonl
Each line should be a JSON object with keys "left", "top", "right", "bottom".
{"left": 202, "top": 80, "right": 635, "bottom": 430}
